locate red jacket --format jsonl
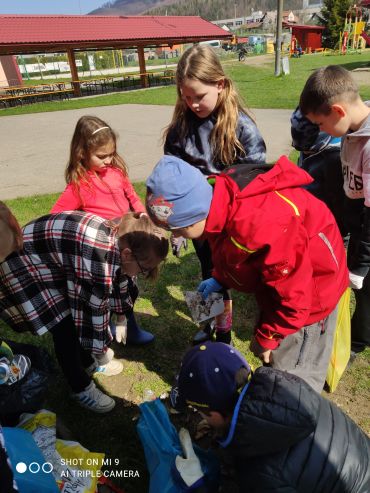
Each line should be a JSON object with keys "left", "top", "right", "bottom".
{"left": 206, "top": 156, "right": 348, "bottom": 350}
{"left": 51, "top": 166, "right": 145, "bottom": 219}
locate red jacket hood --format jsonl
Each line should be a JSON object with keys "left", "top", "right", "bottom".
{"left": 222, "top": 156, "right": 313, "bottom": 199}
{"left": 207, "top": 156, "right": 314, "bottom": 235}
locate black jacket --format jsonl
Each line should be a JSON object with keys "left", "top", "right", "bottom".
{"left": 164, "top": 110, "right": 266, "bottom": 176}
{"left": 225, "top": 367, "right": 370, "bottom": 492}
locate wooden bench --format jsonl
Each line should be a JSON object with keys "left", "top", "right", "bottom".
{"left": 0, "top": 88, "right": 74, "bottom": 107}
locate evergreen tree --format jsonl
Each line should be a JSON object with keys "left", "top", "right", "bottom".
{"left": 320, "top": 0, "right": 355, "bottom": 49}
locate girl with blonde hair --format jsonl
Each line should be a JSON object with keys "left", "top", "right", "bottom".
{"left": 52, "top": 115, "right": 154, "bottom": 346}
{"left": 164, "top": 44, "right": 266, "bottom": 344}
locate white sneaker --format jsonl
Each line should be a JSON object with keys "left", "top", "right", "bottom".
{"left": 94, "top": 348, "right": 115, "bottom": 366}
{"left": 73, "top": 381, "right": 115, "bottom": 413}
{"left": 94, "top": 359, "right": 123, "bottom": 376}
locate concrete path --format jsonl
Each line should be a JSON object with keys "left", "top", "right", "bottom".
{"left": 0, "top": 105, "right": 293, "bottom": 200}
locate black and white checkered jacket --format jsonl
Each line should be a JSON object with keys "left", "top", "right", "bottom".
{"left": 0, "top": 212, "right": 134, "bottom": 353}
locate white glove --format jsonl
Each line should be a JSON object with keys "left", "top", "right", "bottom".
{"left": 349, "top": 271, "right": 365, "bottom": 290}
{"left": 115, "top": 316, "right": 127, "bottom": 345}
{"left": 175, "top": 428, "right": 204, "bottom": 488}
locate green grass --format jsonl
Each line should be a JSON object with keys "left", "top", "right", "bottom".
{"left": 227, "top": 51, "right": 370, "bottom": 108}
{"left": 2, "top": 51, "right": 370, "bottom": 116}
{"left": 1, "top": 189, "right": 258, "bottom": 492}
{"left": 2, "top": 51, "right": 370, "bottom": 490}
{"left": 2, "top": 186, "right": 370, "bottom": 491}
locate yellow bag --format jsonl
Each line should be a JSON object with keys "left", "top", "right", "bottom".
{"left": 326, "top": 288, "right": 351, "bottom": 392}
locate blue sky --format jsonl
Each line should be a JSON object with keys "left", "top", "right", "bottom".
{"left": 0, "top": 0, "right": 106, "bottom": 15}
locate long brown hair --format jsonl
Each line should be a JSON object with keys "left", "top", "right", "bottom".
{"left": 163, "top": 44, "right": 254, "bottom": 166}
{"left": 0, "top": 201, "right": 23, "bottom": 261}
{"left": 65, "top": 115, "right": 128, "bottom": 188}
{"left": 116, "top": 212, "right": 169, "bottom": 280}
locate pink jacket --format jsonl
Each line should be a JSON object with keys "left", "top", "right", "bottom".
{"left": 51, "top": 166, "right": 145, "bottom": 219}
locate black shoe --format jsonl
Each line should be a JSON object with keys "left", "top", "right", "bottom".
{"left": 192, "top": 322, "right": 215, "bottom": 345}
{"left": 215, "top": 331, "right": 232, "bottom": 345}
{"left": 351, "top": 342, "right": 366, "bottom": 354}
{"left": 345, "top": 350, "right": 358, "bottom": 371}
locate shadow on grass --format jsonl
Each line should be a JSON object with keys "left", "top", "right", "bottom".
{"left": 305, "top": 59, "right": 370, "bottom": 75}
{"left": 0, "top": 248, "right": 258, "bottom": 493}
{"left": 114, "top": 249, "right": 259, "bottom": 391}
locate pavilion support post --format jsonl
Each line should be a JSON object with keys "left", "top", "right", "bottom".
{"left": 137, "top": 46, "right": 148, "bottom": 88}
{"left": 67, "top": 48, "right": 81, "bottom": 96}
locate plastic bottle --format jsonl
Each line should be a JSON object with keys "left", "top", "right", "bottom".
{"left": 0, "top": 362, "right": 10, "bottom": 385}
{"left": 142, "top": 389, "right": 156, "bottom": 402}
{"left": 7, "top": 355, "right": 31, "bottom": 385}
{"left": 0, "top": 341, "right": 13, "bottom": 363}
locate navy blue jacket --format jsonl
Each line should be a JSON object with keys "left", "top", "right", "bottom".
{"left": 220, "top": 367, "right": 370, "bottom": 492}
{"left": 291, "top": 107, "right": 347, "bottom": 236}
{"left": 164, "top": 110, "right": 266, "bottom": 176}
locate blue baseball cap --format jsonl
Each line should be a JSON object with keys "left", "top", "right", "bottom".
{"left": 171, "top": 342, "right": 251, "bottom": 413}
{"left": 146, "top": 156, "right": 213, "bottom": 229}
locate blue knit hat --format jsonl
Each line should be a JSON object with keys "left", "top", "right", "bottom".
{"left": 171, "top": 342, "right": 251, "bottom": 413}
{"left": 146, "top": 156, "right": 213, "bottom": 229}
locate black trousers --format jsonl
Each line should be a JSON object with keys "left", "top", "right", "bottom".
{"left": 192, "top": 238, "right": 231, "bottom": 301}
{"left": 49, "top": 315, "right": 94, "bottom": 393}
{"left": 350, "top": 270, "right": 370, "bottom": 350}
{"left": 345, "top": 199, "right": 370, "bottom": 351}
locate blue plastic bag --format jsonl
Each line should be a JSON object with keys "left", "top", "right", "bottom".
{"left": 137, "top": 398, "right": 219, "bottom": 493}
{"left": 2, "top": 427, "right": 59, "bottom": 493}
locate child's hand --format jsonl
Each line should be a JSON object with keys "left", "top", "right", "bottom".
{"left": 115, "top": 321, "right": 127, "bottom": 345}
{"left": 111, "top": 315, "right": 127, "bottom": 345}
{"left": 175, "top": 428, "right": 204, "bottom": 488}
{"left": 349, "top": 271, "right": 364, "bottom": 290}
{"left": 170, "top": 235, "right": 188, "bottom": 257}
{"left": 197, "top": 277, "right": 223, "bottom": 300}
{"left": 250, "top": 336, "right": 272, "bottom": 364}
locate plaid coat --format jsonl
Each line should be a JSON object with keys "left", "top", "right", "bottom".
{"left": 0, "top": 212, "right": 134, "bottom": 353}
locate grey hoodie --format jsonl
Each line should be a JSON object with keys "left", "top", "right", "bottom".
{"left": 341, "top": 101, "right": 370, "bottom": 205}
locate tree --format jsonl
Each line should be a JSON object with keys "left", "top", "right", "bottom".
{"left": 320, "top": 0, "right": 356, "bottom": 49}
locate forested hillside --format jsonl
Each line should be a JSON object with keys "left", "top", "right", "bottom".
{"left": 146, "top": 0, "right": 303, "bottom": 19}
{"left": 91, "top": 0, "right": 303, "bottom": 18}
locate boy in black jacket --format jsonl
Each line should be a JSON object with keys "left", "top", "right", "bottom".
{"left": 171, "top": 342, "right": 370, "bottom": 492}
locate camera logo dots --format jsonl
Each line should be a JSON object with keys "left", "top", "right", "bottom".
{"left": 16, "top": 461, "right": 53, "bottom": 474}
{"left": 15, "top": 462, "right": 27, "bottom": 473}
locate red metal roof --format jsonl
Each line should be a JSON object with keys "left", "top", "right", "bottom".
{"left": 0, "top": 15, "right": 230, "bottom": 52}
{"left": 284, "top": 23, "right": 325, "bottom": 31}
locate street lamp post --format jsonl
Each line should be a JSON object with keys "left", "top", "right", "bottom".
{"left": 274, "top": 0, "right": 284, "bottom": 76}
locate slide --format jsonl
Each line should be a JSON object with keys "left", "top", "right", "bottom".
{"left": 361, "top": 30, "right": 370, "bottom": 45}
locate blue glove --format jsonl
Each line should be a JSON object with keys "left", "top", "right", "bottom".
{"left": 197, "top": 277, "right": 223, "bottom": 300}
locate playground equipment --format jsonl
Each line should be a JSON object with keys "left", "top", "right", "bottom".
{"left": 339, "top": 4, "right": 368, "bottom": 53}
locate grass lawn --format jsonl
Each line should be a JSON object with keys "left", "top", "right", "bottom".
{"left": 1, "top": 51, "right": 370, "bottom": 491}
{"left": 3, "top": 184, "right": 370, "bottom": 492}
{"left": 1, "top": 51, "right": 370, "bottom": 117}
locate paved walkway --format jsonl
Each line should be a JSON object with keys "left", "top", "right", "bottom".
{"left": 0, "top": 105, "right": 293, "bottom": 200}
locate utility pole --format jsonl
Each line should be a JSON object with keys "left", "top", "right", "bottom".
{"left": 274, "top": 0, "right": 283, "bottom": 76}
